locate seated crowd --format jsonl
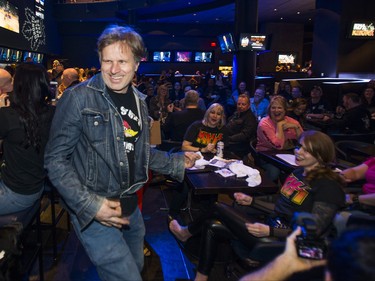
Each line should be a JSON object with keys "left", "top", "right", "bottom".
{"left": 1, "top": 60, "right": 375, "bottom": 281}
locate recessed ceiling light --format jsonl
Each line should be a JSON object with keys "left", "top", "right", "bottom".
{"left": 297, "top": 11, "right": 300, "bottom": 14}
{"left": 215, "top": 18, "right": 219, "bottom": 21}
{"left": 193, "top": 13, "right": 196, "bottom": 16}
{"left": 274, "top": 8, "right": 277, "bottom": 11}
{"left": 280, "top": 17, "right": 283, "bottom": 20}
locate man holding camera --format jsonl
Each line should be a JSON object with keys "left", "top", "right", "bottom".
{"left": 240, "top": 227, "right": 375, "bottom": 281}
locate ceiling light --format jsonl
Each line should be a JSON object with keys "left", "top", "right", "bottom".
{"left": 193, "top": 13, "right": 196, "bottom": 16}
{"left": 274, "top": 8, "right": 277, "bottom": 11}
{"left": 280, "top": 17, "right": 283, "bottom": 20}
{"left": 297, "top": 11, "right": 300, "bottom": 14}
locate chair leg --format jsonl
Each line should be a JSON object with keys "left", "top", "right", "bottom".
{"left": 36, "top": 205, "right": 44, "bottom": 281}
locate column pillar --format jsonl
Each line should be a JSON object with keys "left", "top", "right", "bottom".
{"left": 233, "top": 0, "right": 258, "bottom": 95}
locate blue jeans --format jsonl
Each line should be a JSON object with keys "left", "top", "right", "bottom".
{"left": 0, "top": 180, "right": 43, "bottom": 215}
{"left": 70, "top": 207, "right": 145, "bottom": 281}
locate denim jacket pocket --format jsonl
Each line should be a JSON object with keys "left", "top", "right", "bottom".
{"left": 82, "top": 109, "right": 110, "bottom": 145}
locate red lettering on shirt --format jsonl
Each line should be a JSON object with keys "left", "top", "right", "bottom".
{"left": 280, "top": 174, "right": 309, "bottom": 205}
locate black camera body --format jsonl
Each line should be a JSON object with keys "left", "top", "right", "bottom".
{"left": 292, "top": 212, "right": 327, "bottom": 260}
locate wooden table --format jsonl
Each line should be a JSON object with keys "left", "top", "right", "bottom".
{"left": 185, "top": 166, "right": 278, "bottom": 195}
{"left": 257, "top": 149, "right": 356, "bottom": 174}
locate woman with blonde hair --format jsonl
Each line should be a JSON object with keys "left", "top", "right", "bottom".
{"left": 170, "top": 130, "right": 345, "bottom": 281}
{"left": 256, "top": 95, "right": 303, "bottom": 181}
{"left": 182, "top": 103, "right": 228, "bottom": 153}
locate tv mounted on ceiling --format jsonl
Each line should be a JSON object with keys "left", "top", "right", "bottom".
{"left": 0, "top": 0, "right": 20, "bottom": 33}
{"left": 217, "top": 33, "right": 236, "bottom": 54}
{"left": 194, "top": 51, "right": 213, "bottom": 63}
{"left": 277, "top": 53, "right": 297, "bottom": 65}
{"left": 348, "top": 21, "right": 375, "bottom": 38}
{"left": 175, "top": 51, "right": 192, "bottom": 62}
{"left": 152, "top": 51, "right": 171, "bottom": 62}
{"left": 238, "top": 33, "right": 268, "bottom": 51}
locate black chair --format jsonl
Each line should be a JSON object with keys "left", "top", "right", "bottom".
{"left": 330, "top": 131, "right": 375, "bottom": 144}
{"left": 0, "top": 200, "right": 44, "bottom": 281}
{"left": 334, "top": 140, "right": 373, "bottom": 165}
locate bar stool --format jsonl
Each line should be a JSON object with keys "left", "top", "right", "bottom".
{"left": 41, "top": 178, "right": 70, "bottom": 260}
{"left": 0, "top": 199, "right": 44, "bottom": 281}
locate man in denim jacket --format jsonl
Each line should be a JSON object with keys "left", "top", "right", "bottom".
{"left": 44, "top": 25, "right": 198, "bottom": 281}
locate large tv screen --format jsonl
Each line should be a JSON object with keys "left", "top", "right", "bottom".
{"left": 152, "top": 51, "right": 171, "bottom": 62}
{"left": 10, "top": 49, "right": 22, "bottom": 62}
{"left": 277, "top": 53, "right": 297, "bottom": 65}
{"left": 0, "top": 0, "right": 20, "bottom": 33}
{"left": 23, "top": 51, "right": 44, "bottom": 63}
{"left": 35, "top": 0, "right": 45, "bottom": 19}
{"left": 239, "top": 33, "right": 268, "bottom": 51}
{"left": 348, "top": 21, "right": 375, "bottom": 38}
{"left": 217, "top": 33, "right": 236, "bottom": 54}
{"left": 175, "top": 51, "right": 192, "bottom": 62}
{"left": 0, "top": 47, "right": 11, "bottom": 61}
{"left": 194, "top": 52, "right": 213, "bottom": 63}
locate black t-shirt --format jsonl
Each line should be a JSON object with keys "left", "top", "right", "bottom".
{"left": 183, "top": 120, "right": 228, "bottom": 149}
{"left": 274, "top": 168, "right": 345, "bottom": 222}
{"left": 108, "top": 87, "right": 140, "bottom": 186}
{"left": 0, "top": 106, "right": 55, "bottom": 194}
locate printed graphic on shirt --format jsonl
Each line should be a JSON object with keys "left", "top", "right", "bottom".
{"left": 196, "top": 130, "right": 224, "bottom": 145}
{"left": 280, "top": 174, "right": 309, "bottom": 205}
{"left": 120, "top": 106, "right": 140, "bottom": 153}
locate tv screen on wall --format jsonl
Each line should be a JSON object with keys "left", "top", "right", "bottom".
{"left": 152, "top": 51, "right": 171, "bottom": 62}
{"left": 0, "top": 0, "right": 20, "bottom": 33}
{"left": 277, "top": 53, "right": 297, "bottom": 65}
{"left": 35, "top": 0, "right": 45, "bottom": 19}
{"left": 217, "top": 33, "right": 236, "bottom": 54}
{"left": 194, "top": 52, "right": 213, "bottom": 62}
{"left": 23, "top": 51, "right": 44, "bottom": 63}
{"left": 348, "top": 21, "right": 375, "bottom": 38}
{"left": 0, "top": 47, "right": 11, "bottom": 61}
{"left": 175, "top": 51, "right": 192, "bottom": 62}
{"left": 238, "top": 33, "right": 268, "bottom": 51}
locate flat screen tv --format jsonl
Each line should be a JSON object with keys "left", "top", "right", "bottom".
{"left": 152, "top": 51, "right": 171, "bottom": 62}
{"left": 35, "top": 0, "right": 45, "bottom": 19}
{"left": 277, "top": 53, "right": 297, "bottom": 65}
{"left": 0, "top": 47, "right": 11, "bottom": 61}
{"left": 0, "top": 0, "right": 20, "bottom": 33}
{"left": 194, "top": 51, "right": 213, "bottom": 63}
{"left": 175, "top": 51, "right": 192, "bottom": 62}
{"left": 23, "top": 51, "right": 43, "bottom": 63}
{"left": 10, "top": 49, "right": 22, "bottom": 62}
{"left": 217, "top": 33, "right": 236, "bottom": 54}
{"left": 348, "top": 21, "right": 375, "bottom": 38}
{"left": 239, "top": 33, "right": 268, "bottom": 51}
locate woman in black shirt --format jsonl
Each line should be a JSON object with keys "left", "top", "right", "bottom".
{"left": 0, "top": 63, "right": 55, "bottom": 214}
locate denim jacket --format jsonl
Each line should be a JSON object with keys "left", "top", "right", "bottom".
{"left": 44, "top": 73, "right": 185, "bottom": 229}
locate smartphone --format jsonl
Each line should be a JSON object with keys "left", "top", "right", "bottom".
{"left": 296, "top": 236, "right": 327, "bottom": 260}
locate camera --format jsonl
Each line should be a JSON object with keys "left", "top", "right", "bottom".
{"left": 292, "top": 212, "right": 327, "bottom": 260}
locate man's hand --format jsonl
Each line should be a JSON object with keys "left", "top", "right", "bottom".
{"left": 184, "top": 151, "right": 201, "bottom": 168}
{"left": 95, "top": 198, "right": 130, "bottom": 228}
{"left": 282, "top": 227, "right": 326, "bottom": 272}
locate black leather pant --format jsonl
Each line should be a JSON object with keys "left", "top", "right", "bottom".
{"left": 196, "top": 202, "right": 263, "bottom": 275}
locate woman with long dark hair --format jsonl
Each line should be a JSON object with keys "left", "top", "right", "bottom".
{"left": 0, "top": 63, "right": 55, "bottom": 214}
{"left": 170, "top": 130, "right": 346, "bottom": 281}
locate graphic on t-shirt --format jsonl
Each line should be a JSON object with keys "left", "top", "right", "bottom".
{"left": 196, "top": 130, "right": 223, "bottom": 145}
{"left": 280, "top": 174, "right": 309, "bottom": 205}
{"left": 123, "top": 120, "right": 138, "bottom": 138}
{"left": 120, "top": 106, "right": 139, "bottom": 153}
